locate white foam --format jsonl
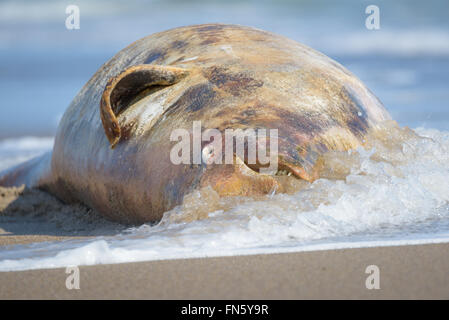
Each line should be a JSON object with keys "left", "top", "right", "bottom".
{"left": 0, "top": 136, "right": 54, "bottom": 151}
{"left": 1, "top": 233, "right": 449, "bottom": 272}
{"left": 0, "top": 127, "right": 448, "bottom": 271}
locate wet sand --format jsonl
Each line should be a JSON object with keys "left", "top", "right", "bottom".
{"left": 0, "top": 243, "right": 448, "bottom": 299}
{"left": 1, "top": 186, "right": 448, "bottom": 299}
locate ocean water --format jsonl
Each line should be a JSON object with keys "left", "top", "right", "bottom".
{"left": 0, "top": 0, "right": 449, "bottom": 271}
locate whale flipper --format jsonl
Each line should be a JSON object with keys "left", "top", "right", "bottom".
{"left": 0, "top": 151, "right": 53, "bottom": 189}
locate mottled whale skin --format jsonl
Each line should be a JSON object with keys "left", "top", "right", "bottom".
{"left": 0, "top": 24, "right": 391, "bottom": 223}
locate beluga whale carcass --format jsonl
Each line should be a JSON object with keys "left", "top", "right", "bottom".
{"left": 0, "top": 24, "right": 392, "bottom": 223}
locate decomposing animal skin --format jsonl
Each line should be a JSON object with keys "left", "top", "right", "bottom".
{"left": 0, "top": 24, "right": 391, "bottom": 223}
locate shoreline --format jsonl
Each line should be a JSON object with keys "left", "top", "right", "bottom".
{"left": 1, "top": 242, "right": 448, "bottom": 299}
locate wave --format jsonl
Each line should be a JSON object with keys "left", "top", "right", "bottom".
{"left": 317, "top": 29, "right": 449, "bottom": 57}
{"left": 0, "top": 137, "right": 54, "bottom": 172}
{"left": 1, "top": 0, "right": 449, "bottom": 57}
{"left": 0, "top": 122, "right": 448, "bottom": 271}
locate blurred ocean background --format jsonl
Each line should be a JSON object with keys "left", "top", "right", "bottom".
{"left": 1, "top": 0, "right": 449, "bottom": 271}
{"left": 0, "top": 0, "right": 448, "bottom": 138}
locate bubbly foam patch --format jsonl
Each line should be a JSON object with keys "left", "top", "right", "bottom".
{"left": 0, "top": 123, "right": 448, "bottom": 271}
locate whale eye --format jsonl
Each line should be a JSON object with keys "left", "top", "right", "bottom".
{"left": 100, "top": 64, "right": 189, "bottom": 148}
{"left": 202, "top": 143, "right": 223, "bottom": 165}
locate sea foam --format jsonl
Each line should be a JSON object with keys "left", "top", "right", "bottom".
{"left": 0, "top": 123, "right": 448, "bottom": 271}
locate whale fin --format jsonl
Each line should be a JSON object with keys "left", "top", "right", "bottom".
{"left": 0, "top": 151, "right": 53, "bottom": 189}
{"left": 100, "top": 64, "right": 189, "bottom": 148}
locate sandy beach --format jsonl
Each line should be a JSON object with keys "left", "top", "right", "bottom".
{"left": 0, "top": 242, "right": 448, "bottom": 299}
{"left": 1, "top": 187, "right": 448, "bottom": 299}
{"left": 0, "top": 186, "right": 127, "bottom": 246}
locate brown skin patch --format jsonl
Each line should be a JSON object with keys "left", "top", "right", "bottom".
{"left": 170, "top": 40, "right": 188, "bottom": 50}
{"left": 195, "top": 24, "right": 229, "bottom": 33}
{"left": 203, "top": 66, "right": 263, "bottom": 96}
{"left": 200, "top": 162, "right": 281, "bottom": 197}
{"left": 203, "top": 100, "right": 326, "bottom": 182}
{"left": 119, "top": 120, "right": 137, "bottom": 142}
{"left": 300, "top": 67, "right": 369, "bottom": 139}
{"left": 339, "top": 87, "right": 369, "bottom": 137}
{"left": 145, "top": 50, "right": 166, "bottom": 64}
{"left": 51, "top": 178, "right": 82, "bottom": 204}
{"left": 166, "top": 83, "right": 217, "bottom": 115}
{"left": 273, "top": 108, "right": 325, "bottom": 138}
{"left": 214, "top": 106, "right": 260, "bottom": 128}
{"left": 194, "top": 24, "right": 231, "bottom": 46}
{"left": 235, "top": 103, "right": 328, "bottom": 181}
{"left": 346, "top": 113, "right": 368, "bottom": 137}
{"left": 200, "top": 36, "right": 221, "bottom": 46}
